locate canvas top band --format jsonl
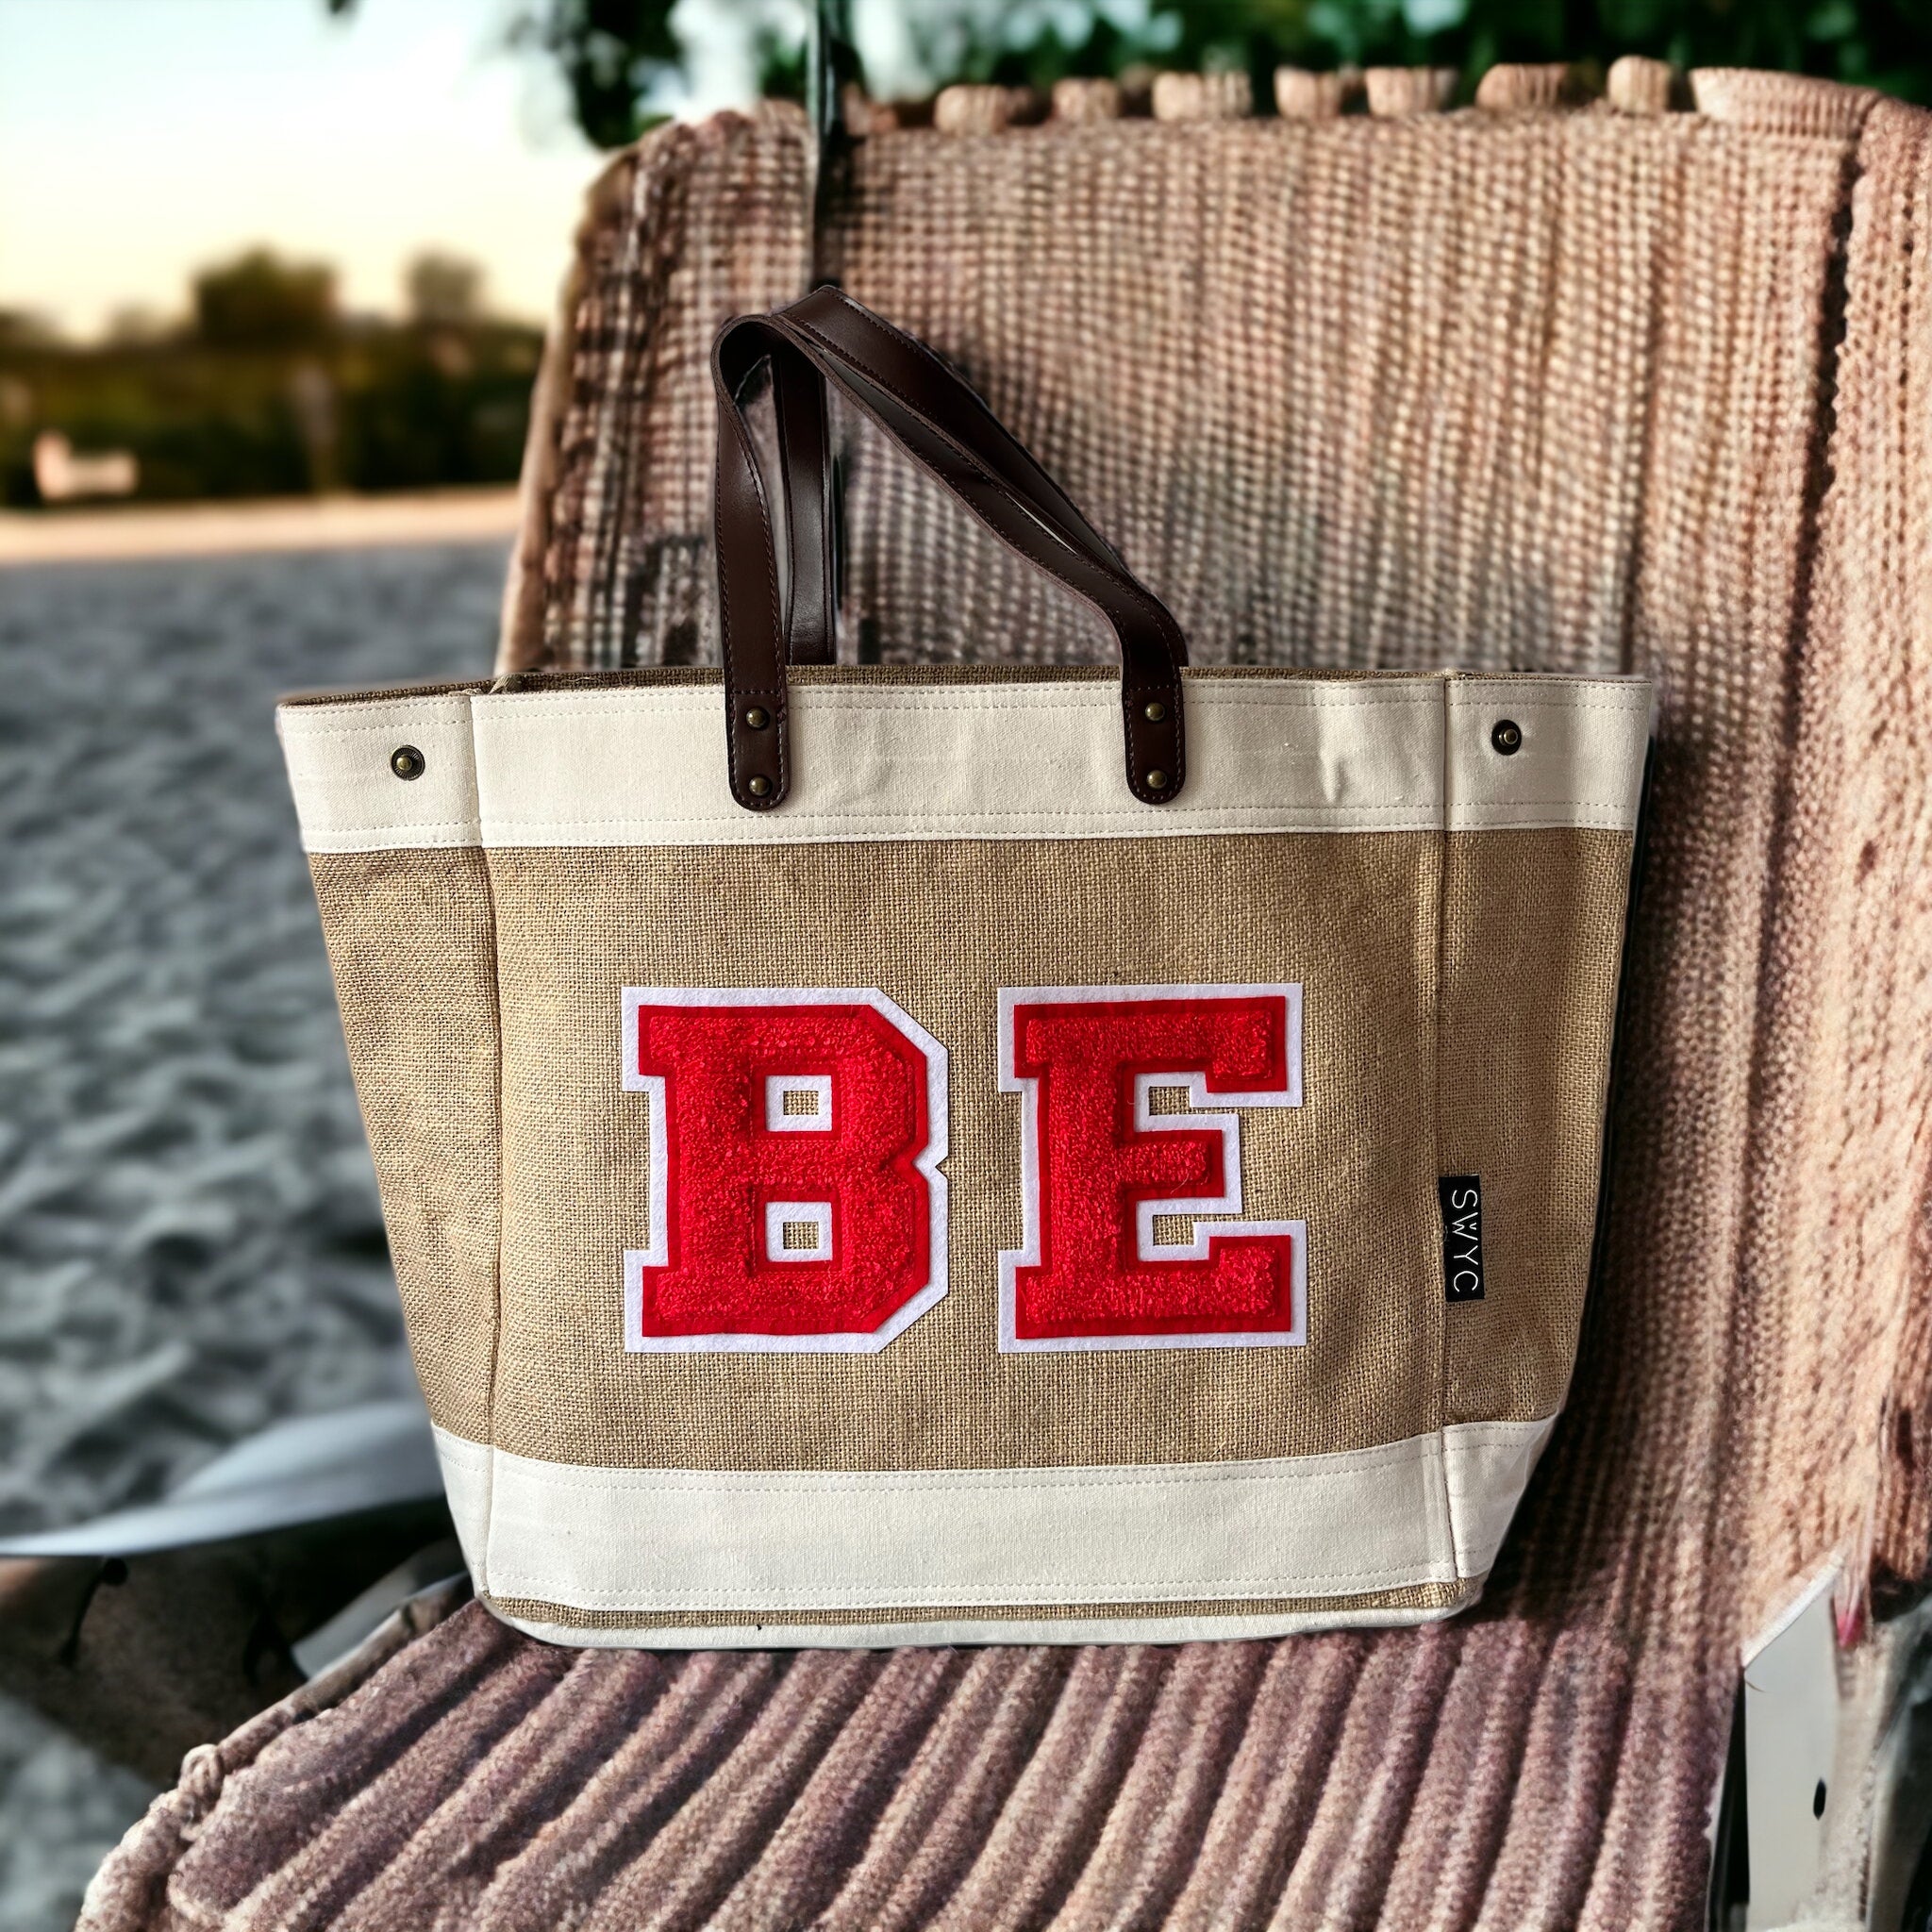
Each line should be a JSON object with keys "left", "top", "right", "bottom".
{"left": 278, "top": 670, "right": 1652, "bottom": 854}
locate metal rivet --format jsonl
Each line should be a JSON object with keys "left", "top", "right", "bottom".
{"left": 390, "top": 745, "right": 425, "bottom": 780}
{"left": 744, "top": 707, "right": 770, "bottom": 730}
{"left": 748, "top": 774, "right": 773, "bottom": 798}
{"left": 1143, "top": 700, "right": 1167, "bottom": 723}
{"left": 1491, "top": 719, "right": 1523, "bottom": 756}
{"left": 1145, "top": 769, "right": 1171, "bottom": 791}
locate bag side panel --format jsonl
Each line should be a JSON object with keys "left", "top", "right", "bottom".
{"left": 1437, "top": 825, "right": 1635, "bottom": 1429}
{"left": 308, "top": 850, "right": 501, "bottom": 1443}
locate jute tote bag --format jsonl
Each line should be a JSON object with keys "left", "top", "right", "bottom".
{"left": 279, "top": 289, "right": 1649, "bottom": 1648}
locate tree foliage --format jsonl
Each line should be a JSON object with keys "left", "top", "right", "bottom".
{"left": 192, "top": 249, "right": 338, "bottom": 349}
{"left": 1, "top": 247, "right": 541, "bottom": 508}
{"left": 921, "top": 0, "right": 1932, "bottom": 98}
{"left": 508, "top": 0, "right": 688, "bottom": 147}
{"left": 500, "top": 0, "right": 1932, "bottom": 142}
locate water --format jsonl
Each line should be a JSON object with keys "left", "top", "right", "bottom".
{"left": 0, "top": 539, "right": 506, "bottom": 1931}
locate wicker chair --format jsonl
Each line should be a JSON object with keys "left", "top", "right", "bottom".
{"left": 86, "top": 61, "right": 1932, "bottom": 1932}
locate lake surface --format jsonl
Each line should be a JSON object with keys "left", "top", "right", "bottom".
{"left": 0, "top": 540, "right": 507, "bottom": 1932}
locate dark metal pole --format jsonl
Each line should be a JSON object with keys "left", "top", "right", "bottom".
{"left": 807, "top": 0, "right": 858, "bottom": 290}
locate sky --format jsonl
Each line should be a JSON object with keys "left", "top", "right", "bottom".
{"left": 0, "top": 0, "right": 956, "bottom": 341}
{"left": 0, "top": 0, "right": 641, "bottom": 338}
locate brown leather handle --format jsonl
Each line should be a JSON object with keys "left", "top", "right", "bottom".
{"left": 711, "top": 286, "right": 1189, "bottom": 811}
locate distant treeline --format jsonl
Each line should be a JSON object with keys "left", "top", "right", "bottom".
{"left": 0, "top": 249, "right": 542, "bottom": 508}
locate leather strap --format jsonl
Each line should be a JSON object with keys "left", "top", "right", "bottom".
{"left": 770, "top": 345, "right": 836, "bottom": 665}
{"left": 711, "top": 287, "right": 1188, "bottom": 810}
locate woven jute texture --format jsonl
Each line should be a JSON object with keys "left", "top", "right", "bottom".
{"left": 308, "top": 825, "right": 1624, "bottom": 1474}
{"left": 309, "top": 849, "right": 500, "bottom": 1444}
{"left": 86, "top": 77, "right": 1932, "bottom": 1932}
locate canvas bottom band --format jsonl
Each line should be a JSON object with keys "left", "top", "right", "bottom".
{"left": 434, "top": 1417, "right": 1553, "bottom": 1649}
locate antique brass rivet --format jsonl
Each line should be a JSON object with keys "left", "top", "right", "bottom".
{"left": 745, "top": 707, "right": 770, "bottom": 730}
{"left": 1143, "top": 701, "right": 1167, "bottom": 723}
{"left": 1145, "top": 769, "right": 1171, "bottom": 791}
{"left": 1491, "top": 719, "right": 1524, "bottom": 756}
{"left": 390, "top": 745, "right": 425, "bottom": 781}
{"left": 748, "top": 774, "right": 773, "bottom": 798}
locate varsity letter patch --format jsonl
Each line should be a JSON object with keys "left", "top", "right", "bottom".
{"left": 622, "top": 989, "right": 948, "bottom": 1352}
{"left": 998, "top": 984, "right": 1307, "bottom": 1352}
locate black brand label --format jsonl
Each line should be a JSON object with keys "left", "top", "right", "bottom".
{"left": 1439, "top": 1175, "right": 1485, "bottom": 1302}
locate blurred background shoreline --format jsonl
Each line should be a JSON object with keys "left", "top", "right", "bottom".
{"left": 0, "top": 248, "right": 547, "bottom": 513}
{"left": 0, "top": 484, "right": 521, "bottom": 564}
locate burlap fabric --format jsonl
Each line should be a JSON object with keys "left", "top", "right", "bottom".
{"left": 312, "top": 821, "right": 1624, "bottom": 1472}
{"left": 88, "top": 68, "right": 1932, "bottom": 1931}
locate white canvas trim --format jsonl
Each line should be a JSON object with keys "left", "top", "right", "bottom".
{"left": 280, "top": 675, "right": 1650, "bottom": 852}
{"left": 1441, "top": 1414, "right": 1557, "bottom": 1575}
{"left": 278, "top": 693, "right": 481, "bottom": 851}
{"left": 765, "top": 1074, "right": 832, "bottom": 1132}
{"left": 430, "top": 1416, "right": 1555, "bottom": 1634}
{"left": 618, "top": 988, "right": 948, "bottom": 1355}
{"left": 1442, "top": 677, "right": 1653, "bottom": 833}
{"left": 764, "top": 1201, "right": 832, "bottom": 1261}
{"left": 996, "top": 984, "right": 1307, "bottom": 1353}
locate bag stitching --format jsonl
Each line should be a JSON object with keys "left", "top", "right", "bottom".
{"left": 471, "top": 803, "right": 1635, "bottom": 829}
{"left": 480, "top": 1563, "right": 1457, "bottom": 1602}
